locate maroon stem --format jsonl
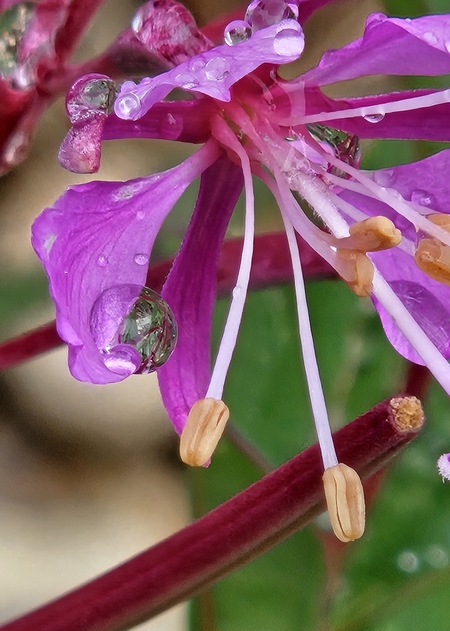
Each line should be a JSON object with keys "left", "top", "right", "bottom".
{"left": 0, "top": 396, "right": 423, "bottom": 631}
{"left": 0, "top": 232, "right": 334, "bottom": 370}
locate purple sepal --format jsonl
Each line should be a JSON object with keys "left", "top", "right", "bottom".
{"left": 158, "top": 155, "right": 243, "bottom": 433}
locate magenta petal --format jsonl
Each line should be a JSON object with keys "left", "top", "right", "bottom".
{"left": 304, "top": 88, "right": 450, "bottom": 141}
{"left": 302, "top": 13, "right": 450, "bottom": 87}
{"left": 158, "top": 156, "right": 243, "bottom": 433}
{"left": 31, "top": 142, "right": 220, "bottom": 384}
{"left": 371, "top": 249, "right": 450, "bottom": 365}
{"left": 114, "top": 20, "right": 305, "bottom": 120}
{"left": 103, "top": 100, "right": 215, "bottom": 144}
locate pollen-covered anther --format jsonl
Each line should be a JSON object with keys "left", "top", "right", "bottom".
{"left": 179, "top": 398, "right": 230, "bottom": 467}
{"left": 414, "top": 238, "right": 450, "bottom": 286}
{"left": 336, "top": 249, "right": 374, "bottom": 297}
{"left": 322, "top": 463, "right": 365, "bottom": 543}
{"left": 343, "top": 216, "right": 402, "bottom": 252}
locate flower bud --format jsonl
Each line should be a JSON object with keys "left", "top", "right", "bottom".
{"left": 322, "top": 463, "right": 365, "bottom": 542}
{"left": 180, "top": 398, "right": 230, "bottom": 467}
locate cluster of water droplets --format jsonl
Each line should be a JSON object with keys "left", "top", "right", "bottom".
{"left": 0, "top": 2, "right": 35, "bottom": 88}
{"left": 90, "top": 285, "right": 178, "bottom": 377}
{"left": 224, "top": 0, "right": 298, "bottom": 46}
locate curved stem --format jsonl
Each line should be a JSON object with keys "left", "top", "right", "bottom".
{"left": 0, "top": 396, "right": 423, "bottom": 631}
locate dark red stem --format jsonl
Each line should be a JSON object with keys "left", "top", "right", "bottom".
{"left": 0, "top": 396, "right": 423, "bottom": 631}
{"left": 0, "top": 232, "right": 334, "bottom": 370}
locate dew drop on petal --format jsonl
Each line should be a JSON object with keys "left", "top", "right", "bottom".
{"left": 245, "top": 0, "right": 298, "bottom": 31}
{"left": 410, "top": 189, "right": 434, "bottom": 207}
{"left": 224, "top": 20, "right": 252, "bottom": 46}
{"left": 97, "top": 254, "right": 108, "bottom": 267}
{"left": 158, "top": 112, "right": 183, "bottom": 139}
{"left": 115, "top": 92, "right": 142, "bottom": 119}
{"left": 423, "top": 31, "right": 437, "bottom": 44}
{"left": 373, "top": 168, "right": 395, "bottom": 186}
{"left": 189, "top": 59, "right": 206, "bottom": 72}
{"left": 205, "top": 57, "right": 230, "bottom": 81}
{"left": 362, "top": 112, "right": 385, "bottom": 123}
{"left": 397, "top": 550, "right": 420, "bottom": 573}
{"left": 79, "top": 77, "right": 117, "bottom": 114}
{"left": 134, "top": 253, "right": 149, "bottom": 266}
{"left": 273, "top": 23, "right": 304, "bottom": 56}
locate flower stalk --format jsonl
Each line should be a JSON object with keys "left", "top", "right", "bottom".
{"left": 0, "top": 396, "right": 424, "bottom": 631}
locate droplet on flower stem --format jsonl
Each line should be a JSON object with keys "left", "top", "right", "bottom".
{"left": 224, "top": 20, "right": 252, "bottom": 46}
{"left": 362, "top": 112, "right": 385, "bottom": 123}
{"left": 90, "top": 285, "right": 178, "bottom": 375}
{"left": 245, "top": 0, "right": 298, "bottom": 31}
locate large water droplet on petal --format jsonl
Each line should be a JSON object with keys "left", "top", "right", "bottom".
{"left": 79, "top": 77, "right": 117, "bottom": 114}
{"left": 91, "top": 285, "right": 178, "bottom": 375}
{"left": 224, "top": 20, "right": 252, "bottom": 46}
{"left": 245, "top": 0, "right": 298, "bottom": 32}
{"left": 0, "top": 2, "right": 35, "bottom": 87}
{"left": 273, "top": 23, "right": 304, "bottom": 56}
{"left": 204, "top": 57, "right": 230, "bottom": 81}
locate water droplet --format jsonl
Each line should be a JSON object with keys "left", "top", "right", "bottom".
{"left": 0, "top": 3, "right": 35, "bottom": 87}
{"left": 174, "top": 69, "right": 198, "bottom": 89}
{"left": 232, "top": 285, "right": 243, "bottom": 299}
{"left": 204, "top": 57, "right": 230, "bottom": 81}
{"left": 306, "top": 124, "right": 360, "bottom": 176}
{"left": 112, "top": 182, "right": 143, "bottom": 201}
{"left": 90, "top": 285, "right": 178, "bottom": 375}
{"left": 411, "top": 189, "right": 434, "bottom": 207}
{"left": 397, "top": 550, "right": 420, "bottom": 573}
{"left": 423, "top": 31, "right": 437, "bottom": 44}
{"left": 115, "top": 91, "right": 141, "bottom": 119}
{"left": 245, "top": 0, "right": 297, "bottom": 31}
{"left": 373, "top": 168, "right": 395, "bottom": 186}
{"left": 273, "top": 22, "right": 304, "bottom": 56}
{"left": 97, "top": 254, "right": 108, "bottom": 267}
{"left": 189, "top": 59, "right": 206, "bottom": 72}
{"left": 224, "top": 20, "right": 252, "bottom": 46}
{"left": 362, "top": 112, "right": 385, "bottom": 123}
{"left": 134, "top": 253, "right": 149, "bottom": 266}
{"left": 425, "top": 545, "right": 449, "bottom": 569}
{"left": 78, "top": 77, "right": 117, "bottom": 114}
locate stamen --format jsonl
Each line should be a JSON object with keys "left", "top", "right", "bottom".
{"left": 282, "top": 213, "right": 338, "bottom": 470}
{"left": 336, "top": 249, "right": 374, "bottom": 297}
{"left": 342, "top": 216, "right": 402, "bottom": 252}
{"left": 180, "top": 399, "right": 230, "bottom": 467}
{"left": 322, "top": 463, "right": 365, "bottom": 542}
{"left": 415, "top": 238, "right": 450, "bottom": 285}
{"left": 299, "top": 89, "right": 450, "bottom": 125}
{"left": 206, "top": 118, "right": 255, "bottom": 401}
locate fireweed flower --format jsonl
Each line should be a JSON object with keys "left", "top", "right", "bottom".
{"left": 31, "top": 0, "right": 450, "bottom": 532}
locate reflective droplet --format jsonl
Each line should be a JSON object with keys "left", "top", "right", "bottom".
{"left": 397, "top": 550, "right": 420, "bottom": 573}
{"left": 115, "top": 91, "right": 141, "bottom": 119}
{"left": 423, "top": 31, "right": 437, "bottom": 44}
{"left": 91, "top": 285, "right": 178, "bottom": 375}
{"left": 245, "top": 0, "right": 297, "bottom": 31}
{"left": 362, "top": 112, "right": 385, "bottom": 123}
{"left": 232, "top": 285, "right": 243, "bottom": 299}
{"left": 97, "top": 254, "right": 108, "bottom": 267}
{"left": 134, "top": 253, "right": 149, "bottom": 266}
{"left": 273, "top": 23, "right": 304, "bottom": 56}
{"left": 306, "top": 123, "right": 360, "bottom": 177}
{"left": 0, "top": 3, "right": 35, "bottom": 87}
{"left": 78, "top": 77, "right": 117, "bottom": 114}
{"left": 411, "top": 189, "right": 434, "bottom": 207}
{"left": 224, "top": 20, "right": 252, "bottom": 46}
{"left": 174, "top": 69, "right": 198, "bottom": 89}
{"left": 373, "top": 168, "right": 395, "bottom": 186}
{"left": 425, "top": 545, "right": 449, "bottom": 569}
{"left": 205, "top": 57, "right": 230, "bottom": 81}
{"left": 189, "top": 59, "right": 206, "bottom": 72}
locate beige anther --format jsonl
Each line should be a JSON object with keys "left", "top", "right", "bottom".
{"left": 322, "top": 463, "right": 365, "bottom": 543}
{"left": 346, "top": 216, "right": 402, "bottom": 251}
{"left": 415, "top": 238, "right": 450, "bottom": 286}
{"left": 336, "top": 249, "right": 374, "bottom": 297}
{"left": 180, "top": 398, "right": 230, "bottom": 467}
